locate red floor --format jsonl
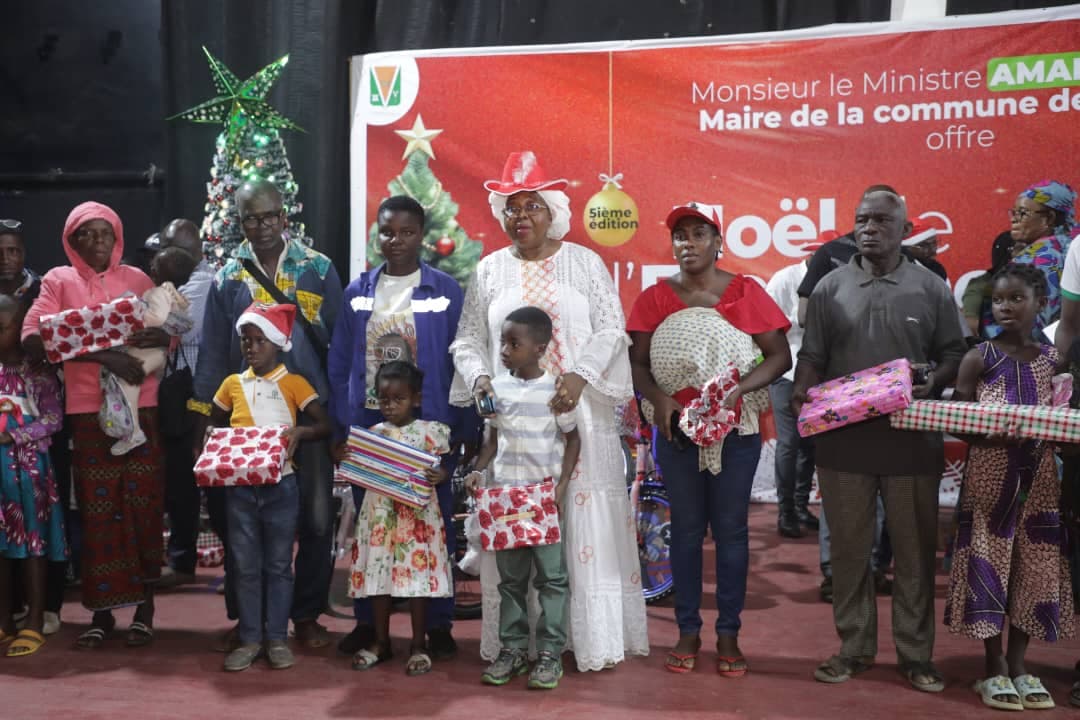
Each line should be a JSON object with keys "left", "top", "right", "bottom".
{"left": 3, "top": 504, "right": 1079, "bottom": 720}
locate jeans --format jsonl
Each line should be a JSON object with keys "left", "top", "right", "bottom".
{"left": 768, "top": 379, "right": 816, "bottom": 514}
{"left": 819, "top": 494, "right": 891, "bottom": 578}
{"left": 351, "top": 451, "right": 458, "bottom": 630}
{"left": 291, "top": 428, "right": 335, "bottom": 623}
{"left": 226, "top": 474, "right": 299, "bottom": 644}
{"left": 163, "top": 427, "right": 201, "bottom": 575}
{"left": 655, "top": 431, "right": 762, "bottom": 637}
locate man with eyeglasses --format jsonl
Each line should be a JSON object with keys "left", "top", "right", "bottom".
{"left": 189, "top": 180, "right": 343, "bottom": 652}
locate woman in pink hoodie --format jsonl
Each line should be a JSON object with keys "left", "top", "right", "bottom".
{"left": 23, "top": 202, "right": 170, "bottom": 649}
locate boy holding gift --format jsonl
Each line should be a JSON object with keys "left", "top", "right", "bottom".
{"left": 206, "top": 302, "right": 330, "bottom": 672}
{"left": 466, "top": 306, "right": 580, "bottom": 690}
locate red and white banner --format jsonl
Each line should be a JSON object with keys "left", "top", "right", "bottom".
{"left": 350, "top": 6, "right": 1080, "bottom": 313}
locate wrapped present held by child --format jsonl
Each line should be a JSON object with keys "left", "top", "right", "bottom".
{"left": 890, "top": 400, "right": 1080, "bottom": 444}
{"left": 797, "top": 358, "right": 913, "bottom": 438}
{"left": 474, "top": 480, "right": 561, "bottom": 551}
{"left": 336, "top": 426, "right": 435, "bottom": 509}
{"left": 39, "top": 296, "right": 146, "bottom": 364}
{"left": 194, "top": 425, "right": 289, "bottom": 487}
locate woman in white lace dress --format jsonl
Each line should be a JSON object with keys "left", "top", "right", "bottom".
{"left": 450, "top": 151, "right": 649, "bottom": 671}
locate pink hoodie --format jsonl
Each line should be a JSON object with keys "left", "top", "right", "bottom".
{"left": 23, "top": 202, "right": 157, "bottom": 415}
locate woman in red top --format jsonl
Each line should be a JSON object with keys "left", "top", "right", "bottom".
{"left": 628, "top": 202, "right": 791, "bottom": 677}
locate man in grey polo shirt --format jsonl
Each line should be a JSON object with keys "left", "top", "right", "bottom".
{"left": 793, "top": 190, "right": 966, "bottom": 694}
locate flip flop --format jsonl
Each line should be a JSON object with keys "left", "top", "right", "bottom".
{"left": 904, "top": 663, "right": 945, "bottom": 693}
{"left": 406, "top": 651, "right": 433, "bottom": 676}
{"left": 1013, "top": 674, "right": 1055, "bottom": 710}
{"left": 814, "top": 654, "right": 874, "bottom": 684}
{"left": 665, "top": 650, "right": 698, "bottom": 673}
{"left": 973, "top": 675, "right": 1023, "bottom": 711}
{"left": 716, "top": 655, "right": 748, "bottom": 678}
{"left": 352, "top": 647, "right": 393, "bottom": 671}
{"left": 126, "top": 621, "right": 154, "bottom": 648}
{"left": 75, "top": 624, "right": 113, "bottom": 650}
{"left": 6, "top": 629, "right": 45, "bottom": 658}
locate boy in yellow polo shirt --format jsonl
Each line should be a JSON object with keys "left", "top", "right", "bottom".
{"left": 208, "top": 302, "right": 330, "bottom": 672}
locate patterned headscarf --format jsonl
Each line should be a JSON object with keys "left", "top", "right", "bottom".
{"left": 1020, "top": 179, "right": 1078, "bottom": 249}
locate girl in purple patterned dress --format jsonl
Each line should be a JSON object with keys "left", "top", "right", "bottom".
{"left": 0, "top": 296, "right": 66, "bottom": 657}
{"left": 946, "top": 265, "right": 1073, "bottom": 711}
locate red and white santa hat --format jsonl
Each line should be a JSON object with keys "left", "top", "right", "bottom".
{"left": 236, "top": 302, "right": 296, "bottom": 351}
{"left": 903, "top": 220, "right": 949, "bottom": 254}
{"left": 483, "top": 151, "right": 568, "bottom": 195}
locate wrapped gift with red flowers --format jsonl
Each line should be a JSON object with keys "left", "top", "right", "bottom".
{"left": 679, "top": 364, "right": 741, "bottom": 446}
{"left": 39, "top": 296, "right": 145, "bottom": 364}
{"left": 474, "top": 480, "right": 561, "bottom": 551}
{"left": 890, "top": 400, "right": 1080, "bottom": 444}
{"left": 797, "top": 358, "right": 913, "bottom": 438}
{"left": 194, "top": 425, "right": 289, "bottom": 487}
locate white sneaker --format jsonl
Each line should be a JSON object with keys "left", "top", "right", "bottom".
{"left": 42, "top": 611, "right": 61, "bottom": 635}
{"left": 110, "top": 431, "right": 147, "bottom": 456}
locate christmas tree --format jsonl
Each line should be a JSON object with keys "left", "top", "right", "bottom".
{"left": 367, "top": 115, "right": 482, "bottom": 286}
{"left": 170, "top": 48, "right": 307, "bottom": 264}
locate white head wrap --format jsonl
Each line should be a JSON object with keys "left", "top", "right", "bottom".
{"left": 488, "top": 190, "right": 572, "bottom": 241}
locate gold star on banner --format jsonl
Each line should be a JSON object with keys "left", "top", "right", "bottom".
{"left": 395, "top": 115, "right": 443, "bottom": 160}
{"left": 169, "top": 47, "right": 304, "bottom": 154}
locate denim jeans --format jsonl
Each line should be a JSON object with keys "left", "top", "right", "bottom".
{"left": 819, "top": 494, "right": 891, "bottom": 578}
{"left": 655, "top": 431, "right": 762, "bottom": 637}
{"left": 352, "top": 451, "right": 459, "bottom": 630}
{"left": 768, "top": 378, "right": 816, "bottom": 514}
{"left": 226, "top": 475, "right": 300, "bottom": 644}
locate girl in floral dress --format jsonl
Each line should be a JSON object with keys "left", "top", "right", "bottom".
{"left": 945, "top": 264, "right": 1073, "bottom": 711}
{"left": 348, "top": 360, "right": 451, "bottom": 676}
{"left": 0, "top": 295, "right": 66, "bottom": 657}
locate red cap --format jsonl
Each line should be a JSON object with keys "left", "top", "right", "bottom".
{"left": 483, "top": 151, "right": 568, "bottom": 195}
{"left": 902, "top": 220, "right": 937, "bottom": 247}
{"left": 665, "top": 202, "right": 722, "bottom": 232}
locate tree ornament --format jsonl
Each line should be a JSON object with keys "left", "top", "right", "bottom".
{"left": 435, "top": 236, "right": 455, "bottom": 256}
{"left": 583, "top": 173, "right": 639, "bottom": 248}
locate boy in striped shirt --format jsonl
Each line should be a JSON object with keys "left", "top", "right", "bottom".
{"left": 468, "top": 306, "right": 580, "bottom": 689}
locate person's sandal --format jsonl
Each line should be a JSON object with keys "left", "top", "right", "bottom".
{"left": 973, "top": 676, "right": 1023, "bottom": 711}
{"left": 716, "top": 655, "right": 748, "bottom": 678}
{"left": 126, "top": 621, "right": 154, "bottom": 648}
{"left": 75, "top": 617, "right": 116, "bottom": 650}
{"left": 813, "top": 654, "right": 873, "bottom": 684}
{"left": 1013, "top": 674, "right": 1055, "bottom": 710}
{"left": 903, "top": 662, "right": 945, "bottom": 693}
{"left": 406, "top": 648, "right": 433, "bottom": 676}
{"left": 6, "top": 629, "right": 46, "bottom": 657}
{"left": 665, "top": 636, "right": 701, "bottom": 674}
{"left": 352, "top": 646, "right": 393, "bottom": 671}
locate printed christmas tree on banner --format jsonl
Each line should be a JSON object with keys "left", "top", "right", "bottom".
{"left": 170, "top": 48, "right": 307, "bottom": 263}
{"left": 367, "top": 115, "right": 482, "bottom": 286}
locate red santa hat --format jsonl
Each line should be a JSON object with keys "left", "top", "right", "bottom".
{"left": 483, "top": 151, "right": 568, "bottom": 195}
{"left": 236, "top": 302, "right": 295, "bottom": 351}
{"left": 665, "top": 201, "right": 723, "bottom": 232}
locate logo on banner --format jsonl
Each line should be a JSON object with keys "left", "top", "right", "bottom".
{"left": 363, "top": 56, "right": 419, "bottom": 126}
{"left": 370, "top": 66, "right": 401, "bottom": 107}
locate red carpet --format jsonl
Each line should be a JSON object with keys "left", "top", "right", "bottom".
{"left": 3, "top": 504, "right": 1079, "bottom": 719}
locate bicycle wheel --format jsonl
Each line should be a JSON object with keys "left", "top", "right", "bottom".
{"left": 635, "top": 486, "right": 674, "bottom": 604}
{"left": 452, "top": 514, "right": 483, "bottom": 620}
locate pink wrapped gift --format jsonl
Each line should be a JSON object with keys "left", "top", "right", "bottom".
{"left": 797, "top": 358, "right": 913, "bottom": 438}
{"left": 194, "top": 425, "right": 289, "bottom": 487}
{"left": 679, "top": 364, "right": 741, "bottom": 446}
{"left": 475, "top": 481, "right": 561, "bottom": 551}
{"left": 890, "top": 400, "right": 1080, "bottom": 444}
{"left": 39, "top": 296, "right": 145, "bottom": 364}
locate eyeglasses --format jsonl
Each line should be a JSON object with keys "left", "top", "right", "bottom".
{"left": 501, "top": 202, "right": 548, "bottom": 219}
{"left": 241, "top": 211, "right": 283, "bottom": 229}
{"left": 1007, "top": 207, "right": 1049, "bottom": 222}
{"left": 0, "top": 220, "right": 22, "bottom": 232}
